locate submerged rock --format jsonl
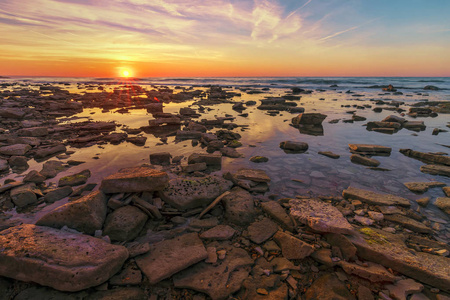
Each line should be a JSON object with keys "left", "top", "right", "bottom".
{"left": 420, "top": 164, "right": 450, "bottom": 177}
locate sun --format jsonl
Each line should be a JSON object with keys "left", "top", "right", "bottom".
{"left": 122, "top": 70, "right": 130, "bottom": 77}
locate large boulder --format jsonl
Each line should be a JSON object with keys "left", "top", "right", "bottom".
{"left": 103, "top": 206, "right": 148, "bottom": 242}
{"left": 100, "top": 166, "right": 169, "bottom": 193}
{"left": 0, "top": 224, "right": 128, "bottom": 292}
{"left": 36, "top": 191, "right": 107, "bottom": 235}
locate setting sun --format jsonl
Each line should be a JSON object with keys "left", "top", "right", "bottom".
{"left": 121, "top": 70, "right": 130, "bottom": 77}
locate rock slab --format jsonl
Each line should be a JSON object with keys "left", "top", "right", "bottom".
{"left": 100, "top": 166, "right": 169, "bottom": 193}
{"left": 343, "top": 187, "right": 411, "bottom": 207}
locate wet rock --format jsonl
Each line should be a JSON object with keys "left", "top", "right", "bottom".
{"left": 382, "top": 115, "right": 406, "bottom": 123}
{"left": 8, "top": 156, "right": 29, "bottom": 169}
{"left": 104, "top": 132, "right": 127, "bottom": 144}
{"left": 160, "top": 175, "right": 232, "bottom": 210}
{"left": 126, "top": 136, "right": 147, "bottom": 146}
{"left": 386, "top": 279, "right": 424, "bottom": 300}
{"left": 44, "top": 186, "right": 73, "bottom": 203}
{"left": 34, "top": 144, "right": 66, "bottom": 159}
{"left": 0, "top": 224, "right": 128, "bottom": 292}
{"left": 40, "top": 160, "right": 67, "bottom": 178}
{"left": 0, "top": 108, "right": 26, "bottom": 119}
{"left": 349, "top": 228, "right": 450, "bottom": 292}
{"left": 135, "top": 232, "right": 208, "bottom": 284}
{"left": 420, "top": 164, "right": 450, "bottom": 177}
{"left": 292, "top": 113, "right": 327, "bottom": 125}
{"left": 384, "top": 214, "right": 432, "bottom": 233}
{"left": 400, "top": 149, "right": 450, "bottom": 166}
{"left": 404, "top": 181, "right": 446, "bottom": 193}
{"left": 289, "top": 198, "right": 354, "bottom": 234}
{"left": 182, "top": 162, "right": 207, "bottom": 173}
{"left": 176, "top": 130, "right": 202, "bottom": 140}
{"left": 200, "top": 225, "right": 236, "bottom": 240}
{"left": 220, "top": 147, "right": 242, "bottom": 158}
{"left": 12, "top": 286, "right": 83, "bottom": 300}
{"left": 250, "top": 156, "right": 269, "bottom": 163}
{"left": 443, "top": 186, "right": 450, "bottom": 197}
{"left": 10, "top": 183, "right": 37, "bottom": 208}
{"left": 304, "top": 273, "right": 355, "bottom": 300}
{"left": 339, "top": 261, "right": 395, "bottom": 282}
{"left": 23, "top": 170, "right": 46, "bottom": 183}
{"left": 58, "top": 169, "right": 91, "bottom": 187}
{"left": 0, "top": 144, "right": 31, "bottom": 156}
{"left": 103, "top": 205, "right": 148, "bottom": 242}
{"left": 273, "top": 231, "right": 314, "bottom": 260}
{"left": 190, "top": 217, "right": 219, "bottom": 229}
{"left": 403, "top": 121, "right": 426, "bottom": 131}
{"left": 149, "top": 152, "right": 172, "bottom": 165}
{"left": 17, "top": 127, "right": 48, "bottom": 137}
{"left": 247, "top": 218, "right": 278, "bottom": 244}
{"left": 188, "top": 153, "right": 222, "bottom": 166}
{"left": 343, "top": 187, "right": 411, "bottom": 207}
{"left": 100, "top": 166, "right": 169, "bottom": 193}
{"left": 318, "top": 151, "right": 340, "bottom": 159}
{"left": 417, "top": 197, "right": 430, "bottom": 207}
{"left": 279, "top": 141, "right": 308, "bottom": 152}
{"left": 36, "top": 191, "right": 107, "bottom": 235}
{"left": 173, "top": 246, "right": 253, "bottom": 300}
{"left": 86, "top": 287, "right": 146, "bottom": 300}
{"left": 351, "top": 154, "right": 380, "bottom": 167}
{"left": 261, "top": 201, "right": 295, "bottom": 231}
{"left": 223, "top": 187, "right": 257, "bottom": 226}
{"left": 348, "top": 144, "right": 392, "bottom": 155}
{"left": 435, "top": 197, "right": 450, "bottom": 215}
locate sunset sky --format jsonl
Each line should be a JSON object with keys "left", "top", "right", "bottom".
{"left": 0, "top": 0, "right": 449, "bottom": 77}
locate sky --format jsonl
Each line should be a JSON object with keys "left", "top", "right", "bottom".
{"left": 0, "top": 0, "right": 449, "bottom": 77}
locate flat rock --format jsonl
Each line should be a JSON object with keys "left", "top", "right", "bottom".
{"left": 34, "top": 144, "right": 66, "bottom": 159}
{"left": 36, "top": 191, "right": 107, "bottom": 235}
{"left": 443, "top": 186, "right": 450, "bottom": 197}
{"left": 231, "top": 168, "right": 271, "bottom": 183}
{"left": 304, "top": 273, "right": 356, "bottom": 300}
{"left": 17, "top": 127, "right": 48, "bottom": 137}
{"left": 100, "top": 166, "right": 169, "bottom": 193}
{"left": 103, "top": 205, "right": 148, "bottom": 242}
{"left": 400, "top": 149, "right": 450, "bottom": 166}
{"left": 279, "top": 141, "right": 308, "bottom": 152}
{"left": 135, "top": 232, "right": 207, "bottom": 284}
{"left": 318, "top": 151, "right": 340, "bottom": 159}
{"left": 343, "top": 187, "right": 411, "bottom": 207}
{"left": 339, "top": 261, "right": 395, "bottom": 282}
{"left": 188, "top": 153, "right": 222, "bottom": 166}
{"left": 420, "top": 164, "right": 450, "bottom": 177}
{"left": 404, "top": 182, "right": 446, "bottom": 193}
{"left": 325, "top": 233, "right": 357, "bottom": 261}
{"left": 384, "top": 214, "right": 432, "bottom": 233}
{"left": 173, "top": 246, "right": 253, "bottom": 300}
{"left": 348, "top": 144, "right": 392, "bottom": 154}
{"left": 292, "top": 113, "right": 327, "bottom": 125}
{"left": 289, "top": 198, "right": 354, "bottom": 234}
{"left": 273, "top": 231, "right": 314, "bottom": 260}
{"left": 0, "top": 224, "right": 128, "bottom": 292}
{"left": 247, "top": 218, "right": 278, "bottom": 244}
{"left": 40, "top": 160, "right": 67, "bottom": 178}
{"left": 0, "top": 159, "right": 8, "bottom": 172}
{"left": 160, "top": 175, "right": 233, "bottom": 210}
{"left": 348, "top": 227, "right": 450, "bottom": 292}
{"left": 223, "top": 187, "right": 257, "bottom": 226}
{"left": 435, "top": 197, "right": 450, "bottom": 215}
{"left": 0, "top": 144, "right": 31, "bottom": 156}
{"left": 261, "top": 201, "right": 295, "bottom": 231}
{"left": 199, "top": 225, "right": 236, "bottom": 240}
{"left": 44, "top": 186, "right": 73, "bottom": 203}
{"left": 386, "top": 279, "right": 424, "bottom": 300}
{"left": 351, "top": 154, "right": 380, "bottom": 167}
{"left": 58, "top": 169, "right": 91, "bottom": 187}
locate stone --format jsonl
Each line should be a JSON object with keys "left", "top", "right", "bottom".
{"left": 86, "top": 287, "right": 146, "bottom": 300}
{"left": 311, "top": 249, "right": 336, "bottom": 267}
{"left": 149, "top": 152, "right": 172, "bottom": 165}
{"left": 0, "top": 224, "right": 128, "bottom": 292}
{"left": 339, "top": 261, "right": 395, "bottom": 283}
{"left": 351, "top": 154, "right": 380, "bottom": 167}
{"left": 382, "top": 115, "right": 406, "bottom": 123}
{"left": 348, "top": 228, "right": 450, "bottom": 292}
{"left": 250, "top": 156, "right": 269, "bottom": 163}
{"left": 100, "top": 166, "right": 169, "bottom": 193}
{"left": 36, "top": 191, "right": 107, "bottom": 235}
{"left": 386, "top": 279, "right": 424, "bottom": 300}
{"left": 160, "top": 175, "right": 233, "bottom": 210}
{"left": 0, "top": 144, "right": 31, "bottom": 156}
{"left": 343, "top": 187, "right": 411, "bottom": 207}
{"left": 230, "top": 168, "right": 271, "bottom": 182}
{"left": 182, "top": 162, "right": 207, "bottom": 173}
{"left": 12, "top": 286, "right": 82, "bottom": 300}
{"left": 417, "top": 197, "right": 430, "bottom": 207}
{"left": 188, "top": 153, "right": 222, "bottom": 166}
{"left": 109, "top": 263, "right": 143, "bottom": 286}
{"left": 135, "top": 233, "right": 208, "bottom": 284}
{"left": 0, "top": 159, "right": 8, "bottom": 172}
{"left": 34, "top": 144, "right": 66, "bottom": 159}
{"left": 410, "top": 294, "right": 431, "bottom": 300}
{"left": 247, "top": 218, "right": 278, "bottom": 244}
{"left": 304, "top": 273, "right": 355, "bottom": 300}
{"left": 324, "top": 233, "right": 357, "bottom": 261}
{"left": 279, "top": 141, "right": 309, "bottom": 152}
{"left": 103, "top": 206, "right": 148, "bottom": 242}
{"left": 23, "top": 170, "right": 46, "bottom": 183}
{"left": 189, "top": 217, "right": 219, "bottom": 229}
{"left": 10, "top": 183, "right": 37, "bottom": 208}
{"left": 205, "top": 246, "right": 218, "bottom": 264}
{"left": 58, "top": 169, "right": 91, "bottom": 187}
{"left": 420, "top": 165, "right": 450, "bottom": 177}
{"left": 0, "top": 108, "right": 26, "bottom": 119}
{"left": 384, "top": 214, "right": 432, "bottom": 233}
{"left": 354, "top": 215, "right": 374, "bottom": 226}
{"left": 7, "top": 156, "right": 28, "bottom": 169}
{"left": 17, "top": 127, "right": 48, "bottom": 137}
{"left": 289, "top": 198, "right": 354, "bottom": 234}
{"left": 261, "top": 201, "right": 295, "bottom": 231}
{"left": 435, "top": 197, "right": 450, "bottom": 215}
{"left": 404, "top": 182, "right": 446, "bottom": 194}
{"left": 443, "top": 186, "right": 450, "bottom": 197}
{"left": 40, "top": 160, "right": 66, "bottom": 178}
{"left": 368, "top": 211, "right": 384, "bottom": 221}
{"left": 173, "top": 246, "right": 253, "bottom": 300}
{"left": 126, "top": 136, "right": 147, "bottom": 146}
{"left": 223, "top": 187, "right": 257, "bottom": 226}
{"left": 273, "top": 231, "right": 314, "bottom": 260}
{"left": 400, "top": 149, "right": 450, "bottom": 166}
{"left": 44, "top": 186, "right": 73, "bottom": 203}
{"left": 292, "top": 113, "right": 327, "bottom": 125}
{"left": 348, "top": 144, "right": 392, "bottom": 155}
{"left": 200, "top": 225, "right": 236, "bottom": 240}
{"left": 318, "top": 151, "right": 340, "bottom": 159}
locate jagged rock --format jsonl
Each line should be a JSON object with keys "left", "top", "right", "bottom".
{"left": 343, "top": 187, "right": 411, "bottom": 207}
{"left": 435, "top": 197, "right": 450, "bottom": 215}
{"left": 0, "top": 224, "right": 128, "bottom": 292}
{"left": 227, "top": 168, "right": 270, "bottom": 193}
{"left": 10, "top": 183, "right": 37, "bottom": 208}
{"left": 289, "top": 198, "right": 354, "bottom": 234}
{"left": 400, "top": 149, "right": 450, "bottom": 166}
{"left": 0, "top": 144, "right": 31, "bottom": 156}
{"left": 44, "top": 186, "right": 73, "bottom": 203}
{"left": 36, "top": 191, "right": 107, "bottom": 235}
{"left": 200, "top": 225, "right": 236, "bottom": 240}
{"left": 420, "top": 164, "right": 450, "bottom": 177}
{"left": 103, "top": 206, "right": 148, "bottom": 242}
{"left": 384, "top": 214, "right": 432, "bottom": 233}
{"left": 247, "top": 218, "right": 278, "bottom": 244}
{"left": 273, "top": 231, "right": 314, "bottom": 260}
{"left": 100, "top": 166, "right": 169, "bottom": 193}
{"left": 223, "top": 187, "right": 257, "bottom": 226}
{"left": 339, "top": 261, "right": 395, "bottom": 282}
{"left": 58, "top": 169, "right": 91, "bottom": 187}
{"left": 160, "top": 175, "right": 232, "bottom": 210}
{"left": 34, "top": 144, "right": 66, "bottom": 159}
{"left": 404, "top": 181, "right": 446, "bottom": 193}
{"left": 135, "top": 233, "right": 208, "bottom": 284}
{"left": 261, "top": 201, "right": 295, "bottom": 231}
{"left": 350, "top": 154, "right": 380, "bottom": 167}
{"left": 304, "top": 273, "right": 355, "bottom": 300}
{"left": 173, "top": 246, "right": 253, "bottom": 300}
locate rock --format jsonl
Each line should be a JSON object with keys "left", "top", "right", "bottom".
{"left": 44, "top": 186, "right": 73, "bottom": 203}
{"left": 34, "top": 144, "right": 66, "bottom": 159}
{"left": 279, "top": 141, "right": 309, "bottom": 152}
{"left": 318, "top": 151, "right": 340, "bottom": 159}
{"left": 289, "top": 198, "right": 354, "bottom": 234}
{"left": 10, "top": 183, "right": 37, "bottom": 208}
{"left": 182, "top": 162, "right": 207, "bottom": 173}
{"left": 200, "top": 225, "right": 236, "bottom": 240}
{"left": 250, "top": 156, "right": 269, "bottom": 163}
{"left": 351, "top": 154, "right": 380, "bottom": 167}
{"left": 368, "top": 211, "right": 384, "bottom": 221}
{"left": 40, "top": 160, "right": 67, "bottom": 178}
{"left": 220, "top": 147, "right": 242, "bottom": 158}
{"left": 343, "top": 187, "right": 411, "bottom": 207}
{"left": 23, "top": 170, "right": 46, "bottom": 183}
{"left": 230, "top": 168, "right": 270, "bottom": 183}
{"left": 100, "top": 166, "right": 169, "bottom": 193}
{"left": 13, "top": 286, "right": 82, "bottom": 300}
{"left": 273, "top": 231, "right": 314, "bottom": 260}
{"left": 349, "top": 228, "right": 450, "bottom": 292}
{"left": 160, "top": 175, "right": 232, "bottom": 210}
{"left": 188, "top": 153, "right": 222, "bottom": 166}
{"left": 304, "top": 273, "right": 356, "bottom": 300}
{"left": 36, "top": 191, "right": 107, "bottom": 235}
{"left": 173, "top": 246, "right": 253, "bottom": 300}
{"left": 223, "top": 187, "right": 257, "bottom": 226}
{"left": 17, "top": 127, "right": 48, "bottom": 137}
{"left": 135, "top": 233, "right": 208, "bottom": 284}
{"left": 0, "top": 144, "right": 31, "bottom": 156}
{"left": 311, "top": 248, "right": 336, "bottom": 267}
{"left": 384, "top": 214, "right": 432, "bottom": 233}
{"left": 358, "top": 285, "right": 374, "bottom": 300}
{"left": 292, "top": 113, "right": 327, "bottom": 125}
{"left": 404, "top": 181, "right": 446, "bottom": 193}
{"left": 386, "top": 279, "right": 424, "bottom": 300}
{"left": 443, "top": 186, "right": 450, "bottom": 197}
{"left": 7, "top": 156, "right": 28, "bottom": 169}
{"left": 403, "top": 121, "right": 426, "bottom": 131}
{"left": 190, "top": 217, "right": 219, "bottom": 229}
{"left": 435, "top": 197, "right": 450, "bottom": 215}
{"left": 324, "top": 233, "right": 357, "bottom": 261}
{"left": 382, "top": 115, "right": 406, "bottom": 123}
{"left": 109, "top": 263, "right": 143, "bottom": 286}
{"left": 0, "top": 108, "right": 26, "bottom": 119}
{"left": 126, "top": 136, "right": 147, "bottom": 146}
{"left": 339, "top": 261, "right": 395, "bottom": 282}
{"left": 247, "top": 218, "right": 278, "bottom": 244}
{"left": 0, "top": 224, "right": 128, "bottom": 292}
{"left": 348, "top": 144, "right": 392, "bottom": 155}
{"left": 261, "top": 201, "right": 295, "bottom": 231}
{"left": 354, "top": 215, "right": 374, "bottom": 226}
{"left": 424, "top": 85, "right": 439, "bottom": 90}
{"left": 103, "top": 206, "right": 148, "bottom": 242}
{"left": 86, "top": 287, "right": 146, "bottom": 300}
{"left": 176, "top": 130, "right": 202, "bottom": 140}
{"left": 420, "top": 165, "right": 450, "bottom": 177}
{"left": 149, "top": 152, "right": 172, "bottom": 165}
{"left": 400, "top": 149, "right": 450, "bottom": 166}
{"left": 417, "top": 197, "right": 430, "bottom": 207}
{"left": 0, "top": 159, "right": 8, "bottom": 172}
{"left": 58, "top": 169, "right": 91, "bottom": 187}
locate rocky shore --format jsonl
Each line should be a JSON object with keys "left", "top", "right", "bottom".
{"left": 0, "top": 81, "right": 449, "bottom": 299}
